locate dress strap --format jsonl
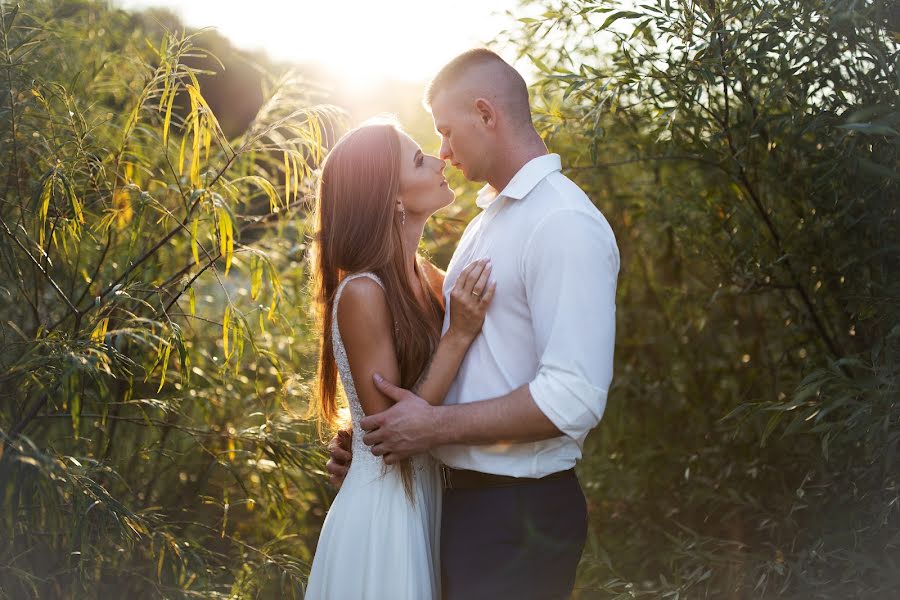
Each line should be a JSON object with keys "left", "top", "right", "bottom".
{"left": 331, "top": 272, "right": 386, "bottom": 325}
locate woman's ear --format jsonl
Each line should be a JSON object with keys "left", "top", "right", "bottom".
{"left": 474, "top": 98, "right": 497, "bottom": 128}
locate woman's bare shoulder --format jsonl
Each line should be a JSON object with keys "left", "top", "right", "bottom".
{"left": 337, "top": 276, "right": 392, "bottom": 334}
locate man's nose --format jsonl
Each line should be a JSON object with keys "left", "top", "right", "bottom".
{"left": 439, "top": 140, "right": 451, "bottom": 161}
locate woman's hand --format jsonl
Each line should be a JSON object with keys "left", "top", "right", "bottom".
{"left": 326, "top": 428, "right": 352, "bottom": 488}
{"left": 446, "top": 258, "right": 496, "bottom": 342}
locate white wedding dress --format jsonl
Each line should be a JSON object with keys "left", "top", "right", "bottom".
{"left": 305, "top": 272, "right": 443, "bottom": 600}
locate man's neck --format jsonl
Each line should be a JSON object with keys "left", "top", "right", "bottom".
{"left": 487, "top": 132, "right": 549, "bottom": 192}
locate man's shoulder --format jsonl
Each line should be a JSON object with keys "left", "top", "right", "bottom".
{"left": 529, "top": 172, "right": 613, "bottom": 233}
{"left": 540, "top": 170, "right": 595, "bottom": 209}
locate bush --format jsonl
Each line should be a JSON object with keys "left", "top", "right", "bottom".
{"left": 505, "top": 0, "right": 899, "bottom": 597}
{"left": 0, "top": 1, "right": 340, "bottom": 597}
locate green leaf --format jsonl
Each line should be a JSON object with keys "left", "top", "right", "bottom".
{"left": 837, "top": 123, "right": 899, "bottom": 136}
{"left": 2, "top": 4, "right": 19, "bottom": 34}
{"left": 223, "top": 305, "right": 232, "bottom": 358}
{"left": 231, "top": 175, "right": 281, "bottom": 213}
{"left": 528, "top": 53, "right": 551, "bottom": 74}
{"left": 157, "top": 341, "right": 171, "bottom": 392}
{"left": 597, "top": 10, "right": 643, "bottom": 31}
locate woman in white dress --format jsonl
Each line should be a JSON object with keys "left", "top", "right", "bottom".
{"left": 305, "top": 121, "right": 496, "bottom": 599}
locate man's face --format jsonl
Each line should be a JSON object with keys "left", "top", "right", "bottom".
{"left": 430, "top": 90, "right": 489, "bottom": 183}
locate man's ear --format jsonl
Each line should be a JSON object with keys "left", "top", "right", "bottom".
{"left": 474, "top": 98, "right": 497, "bottom": 128}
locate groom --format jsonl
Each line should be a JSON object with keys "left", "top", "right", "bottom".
{"left": 328, "top": 48, "right": 619, "bottom": 599}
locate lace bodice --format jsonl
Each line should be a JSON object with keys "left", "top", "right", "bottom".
{"left": 332, "top": 271, "right": 435, "bottom": 478}
{"left": 331, "top": 272, "right": 386, "bottom": 470}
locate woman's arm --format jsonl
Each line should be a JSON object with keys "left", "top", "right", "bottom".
{"left": 326, "top": 262, "right": 495, "bottom": 486}
{"left": 413, "top": 258, "right": 495, "bottom": 406}
{"left": 337, "top": 277, "right": 402, "bottom": 416}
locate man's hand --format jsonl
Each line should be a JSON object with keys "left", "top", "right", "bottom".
{"left": 361, "top": 374, "right": 442, "bottom": 464}
{"left": 326, "top": 428, "right": 352, "bottom": 488}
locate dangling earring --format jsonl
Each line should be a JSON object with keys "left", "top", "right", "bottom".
{"left": 399, "top": 205, "right": 406, "bottom": 226}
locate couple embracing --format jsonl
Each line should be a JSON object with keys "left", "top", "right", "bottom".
{"left": 305, "top": 49, "right": 619, "bottom": 600}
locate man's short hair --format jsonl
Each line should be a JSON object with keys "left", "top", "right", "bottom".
{"left": 424, "top": 49, "right": 531, "bottom": 125}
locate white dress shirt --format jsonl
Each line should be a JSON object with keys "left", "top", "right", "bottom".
{"left": 432, "top": 153, "right": 620, "bottom": 478}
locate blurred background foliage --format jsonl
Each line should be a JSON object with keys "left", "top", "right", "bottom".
{"left": 0, "top": 0, "right": 897, "bottom": 598}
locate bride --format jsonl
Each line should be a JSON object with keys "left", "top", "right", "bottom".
{"left": 305, "top": 120, "right": 495, "bottom": 599}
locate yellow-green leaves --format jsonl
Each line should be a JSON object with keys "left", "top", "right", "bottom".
{"left": 157, "top": 340, "right": 172, "bottom": 392}
{"left": 36, "top": 171, "right": 53, "bottom": 247}
{"left": 230, "top": 176, "right": 281, "bottom": 213}
{"left": 283, "top": 151, "right": 291, "bottom": 208}
{"left": 162, "top": 87, "right": 176, "bottom": 146}
{"left": 188, "top": 85, "right": 201, "bottom": 187}
{"left": 250, "top": 255, "right": 263, "bottom": 301}
{"left": 34, "top": 169, "right": 84, "bottom": 247}
{"left": 91, "top": 318, "right": 110, "bottom": 343}
{"left": 222, "top": 304, "right": 232, "bottom": 359}
{"left": 214, "top": 203, "right": 234, "bottom": 276}
{"left": 190, "top": 216, "right": 201, "bottom": 265}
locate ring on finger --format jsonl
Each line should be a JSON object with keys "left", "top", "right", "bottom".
{"left": 471, "top": 290, "right": 480, "bottom": 297}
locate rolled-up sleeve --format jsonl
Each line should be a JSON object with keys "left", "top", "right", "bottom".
{"left": 523, "top": 208, "right": 619, "bottom": 444}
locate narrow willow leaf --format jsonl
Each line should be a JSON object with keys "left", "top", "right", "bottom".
{"left": 231, "top": 176, "right": 280, "bottom": 213}
{"left": 190, "top": 217, "right": 200, "bottom": 264}
{"left": 60, "top": 174, "right": 84, "bottom": 225}
{"left": 266, "top": 259, "right": 283, "bottom": 322}
{"left": 173, "top": 328, "right": 190, "bottom": 384}
{"left": 178, "top": 130, "right": 188, "bottom": 177}
{"left": 1, "top": 4, "right": 19, "bottom": 34}
{"left": 250, "top": 256, "right": 263, "bottom": 300}
{"left": 158, "top": 60, "right": 171, "bottom": 111}
{"left": 529, "top": 53, "right": 550, "bottom": 74}
{"left": 157, "top": 546, "right": 166, "bottom": 581}
{"left": 123, "top": 101, "right": 140, "bottom": 138}
{"left": 216, "top": 206, "right": 234, "bottom": 275}
{"left": 157, "top": 341, "right": 172, "bottom": 392}
{"left": 186, "top": 85, "right": 201, "bottom": 186}
{"left": 283, "top": 151, "right": 291, "bottom": 207}
{"left": 162, "top": 87, "right": 176, "bottom": 146}
{"left": 222, "top": 305, "right": 231, "bottom": 358}
{"left": 189, "top": 286, "right": 196, "bottom": 316}
{"left": 291, "top": 152, "right": 301, "bottom": 206}
{"left": 235, "top": 316, "right": 244, "bottom": 360}
{"left": 203, "top": 126, "right": 211, "bottom": 163}
{"left": 37, "top": 171, "right": 55, "bottom": 247}
{"left": 91, "top": 317, "right": 110, "bottom": 343}
{"left": 267, "top": 295, "right": 278, "bottom": 322}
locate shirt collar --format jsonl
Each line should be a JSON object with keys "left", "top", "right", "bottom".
{"left": 475, "top": 153, "right": 562, "bottom": 209}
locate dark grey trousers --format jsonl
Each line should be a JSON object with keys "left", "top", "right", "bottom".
{"left": 441, "top": 472, "right": 588, "bottom": 600}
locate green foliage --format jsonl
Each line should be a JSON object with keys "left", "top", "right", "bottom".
{"left": 506, "top": 0, "right": 899, "bottom": 597}
{"left": 0, "top": 1, "right": 342, "bottom": 597}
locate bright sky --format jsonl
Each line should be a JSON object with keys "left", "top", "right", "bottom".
{"left": 116, "top": 0, "right": 521, "bottom": 87}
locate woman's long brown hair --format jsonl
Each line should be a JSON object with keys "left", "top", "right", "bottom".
{"left": 310, "top": 123, "right": 443, "bottom": 499}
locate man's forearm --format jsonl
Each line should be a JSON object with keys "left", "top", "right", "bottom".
{"left": 433, "top": 384, "right": 563, "bottom": 446}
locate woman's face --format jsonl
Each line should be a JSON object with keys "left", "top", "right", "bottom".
{"left": 396, "top": 132, "right": 454, "bottom": 220}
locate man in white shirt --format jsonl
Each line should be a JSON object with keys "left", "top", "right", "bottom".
{"left": 330, "top": 49, "right": 619, "bottom": 599}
